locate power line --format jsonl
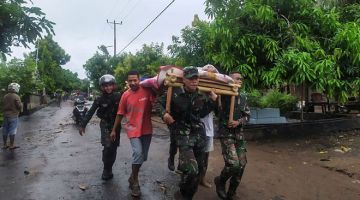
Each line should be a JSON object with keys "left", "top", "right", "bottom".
{"left": 119, "top": 0, "right": 175, "bottom": 54}
{"left": 100, "top": 0, "right": 122, "bottom": 40}
{"left": 120, "top": 0, "right": 143, "bottom": 21}
{"left": 107, "top": 0, "right": 122, "bottom": 19}
{"left": 119, "top": 0, "right": 136, "bottom": 21}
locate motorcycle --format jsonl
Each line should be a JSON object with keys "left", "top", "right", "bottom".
{"left": 72, "top": 96, "right": 88, "bottom": 124}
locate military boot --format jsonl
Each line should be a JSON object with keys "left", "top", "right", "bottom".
{"left": 226, "top": 182, "right": 238, "bottom": 200}
{"left": 227, "top": 174, "right": 242, "bottom": 200}
{"left": 174, "top": 190, "right": 192, "bottom": 200}
{"left": 214, "top": 176, "right": 227, "bottom": 199}
{"left": 101, "top": 168, "right": 113, "bottom": 180}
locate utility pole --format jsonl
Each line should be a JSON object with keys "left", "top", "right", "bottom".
{"left": 106, "top": 19, "right": 122, "bottom": 56}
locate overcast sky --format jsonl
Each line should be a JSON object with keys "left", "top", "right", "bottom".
{"left": 10, "top": 0, "right": 208, "bottom": 79}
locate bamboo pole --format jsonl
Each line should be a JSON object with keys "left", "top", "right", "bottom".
{"left": 229, "top": 95, "right": 235, "bottom": 122}
{"left": 198, "top": 82, "right": 235, "bottom": 91}
{"left": 164, "top": 74, "right": 239, "bottom": 121}
{"left": 164, "top": 82, "right": 238, "bottom": 96}
{"left": 197, "top": 86, "right": 238, "bottom": 96}
{"left": 166, "top": 86, "right": 173, "bottom": 113}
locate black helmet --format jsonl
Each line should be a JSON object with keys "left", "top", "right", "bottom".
{"left": 99, "top": 74, "right": 116, "bottom": 86}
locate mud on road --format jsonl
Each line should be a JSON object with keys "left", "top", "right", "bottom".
{"left": 0, "top": 101, "right": 359, "bottom": 200}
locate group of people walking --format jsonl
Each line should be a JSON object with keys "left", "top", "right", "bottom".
{"left": 77, "top": 66, "right": 250, "bottom": 199}
{"left": 2, "top": 65, "right": 249, "bottom": 199}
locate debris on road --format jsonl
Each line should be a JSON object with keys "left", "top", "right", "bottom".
{"left": 155, "top": 180, "right": 167, "bottom": 194}
{"left": 79, "top": 184, "right": 88, "bottom": 191}
{"left": 334, "top": 146, "right": 352, "bottom": 153}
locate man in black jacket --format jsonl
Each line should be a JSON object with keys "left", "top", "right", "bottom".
{"left": 79, "top": 74, "right": 122, "bottom": 180}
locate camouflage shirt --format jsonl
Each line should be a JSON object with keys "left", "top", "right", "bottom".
{"left": 157, "top": 87, "right": 216, "bottom": 134}
{"left": 218, "top": 91, "right": 250, "bottom": 129}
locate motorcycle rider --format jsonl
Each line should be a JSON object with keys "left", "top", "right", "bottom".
{"left": 78, "top": 74, "right": 122, "bottom": 180}
{"left": 72, "top": 92, "right": 87, "bottom": 124}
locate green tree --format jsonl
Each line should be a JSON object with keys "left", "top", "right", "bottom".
{"left": 30, "top": 35, "right": 71, "bottom": 93}
{"left": 84, "top": 43, "right": 173, "bottom": 90}
{"left": 0, "top": 0, "right": 54, "bottom": 59}
{"left": 114, "top": 43, "right": 174, "bottom": 89}
{"left": 171, "top": 0, "right": 360, "bottom": 102}
{"left": 79, "top": 78, "right": 90, "bottom": 93}
{"left": 83, "top": 45, "right": 115, "bottom": 86}
{"left": 0, "top": 57, "right": 40, "bottom": 95}
{"left": 168, "top": 15, "right": 212, "bottom": 67}
{"left": 61, "top": 69, "right": 82, "bottom": 92}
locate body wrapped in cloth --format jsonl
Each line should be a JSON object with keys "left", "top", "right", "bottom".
{"left": 140, "top": 65, "right": 241, "bottom": 121}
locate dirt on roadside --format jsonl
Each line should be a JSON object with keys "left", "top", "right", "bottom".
{"left": 195, "top": 129, "right": 360, "bottom": 200}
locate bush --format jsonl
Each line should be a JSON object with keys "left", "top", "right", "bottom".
{"left": 248, "top": 90, "right": 298, "bottom": 114}
{"left": 247, "top": 89, "right": 262, "bottom": 107}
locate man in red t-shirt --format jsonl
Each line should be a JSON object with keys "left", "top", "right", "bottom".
{"left": 111, "top": 70, "right": 154, "bottom": 197}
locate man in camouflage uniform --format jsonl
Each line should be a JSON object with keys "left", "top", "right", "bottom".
{"left": 214, "top": 72, "right": 250, "bottom": 200}
{"left": 158, "top": 66, "right": 217, "bottom": 199}
{"left": 79, "top": 74, "right": 122, "bottom": 180}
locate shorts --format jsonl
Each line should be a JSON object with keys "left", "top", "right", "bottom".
{"left": 2, "top": 117, "right": 18, "bottom": 136}
{"left": 130, "top": 134, "right": 152, "bottom": 164}
{"left": 204, "top": 136, "right": 214, "bottom": 152}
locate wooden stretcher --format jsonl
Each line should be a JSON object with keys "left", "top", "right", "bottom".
{"left": 164, "top": 72, "right": 241, "bottom": 122}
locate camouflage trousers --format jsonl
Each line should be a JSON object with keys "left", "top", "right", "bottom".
{"left": 100, "top": 120, "right": 120, "bottom": 170}
{"left": 175, "top": 128, "right": 207, "bottom": 198}
{"left": 219, "top": 133, "right": 247, "bottom": 186}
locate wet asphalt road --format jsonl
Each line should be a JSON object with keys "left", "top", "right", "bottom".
{"left": 0, "top": 101, "right": 180, "bottom": 200}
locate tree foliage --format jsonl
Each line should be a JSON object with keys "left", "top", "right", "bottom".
{"left": 83, "top": 45, "right": 116, "bottom": 87}
{"left": 169, "top": 0, "right": 360, "bottom": 102}
{"left": 0, "top": 55, "right": 81, "bottom": 97}
{"left": 114, "top": 43, "right": 174, "bottom": 89}
{"left": 84, "top": 43, "right": 173, "bottom": 89}
{"left": 0, "top": 0, "right": 54, "bottom": 59}
{"left": 29, "top": 35, "right": 73, "bottom": 93}
{"left": 0, "top": 57, "right": 40, "bottom": 95}
{"left": 168, "top": 15, "right": 212, "bottom": 67}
